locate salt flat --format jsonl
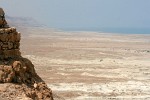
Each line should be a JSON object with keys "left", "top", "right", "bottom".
{"left": 21, "top": 28, "right": 150, "bottom": 100}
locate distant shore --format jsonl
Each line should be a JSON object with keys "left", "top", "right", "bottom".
{"left": 59, "top": 27, "right": 150, "bottom": 35}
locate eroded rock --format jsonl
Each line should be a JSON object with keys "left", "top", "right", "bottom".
{"left": 0, "top": 8, "right": 53, "bottom": 100}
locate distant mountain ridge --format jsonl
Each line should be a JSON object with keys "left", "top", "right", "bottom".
{"left": 6, "top": 15, "right": 45, "bottom": 28}
{"left": 4, "top": 15, "right": 48, "bottom": 35}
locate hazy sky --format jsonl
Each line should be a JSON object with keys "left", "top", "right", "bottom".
{"left": 1, "top": 0, "right": 150, "bottom": 29}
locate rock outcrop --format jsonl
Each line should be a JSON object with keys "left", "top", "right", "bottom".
{"left": 0, "top": 8, "right": 53, "bottom": 100}
{"left": 0, "top": 8, "right": 8, "bottom": 28}
{"left": 0, "top": 28, "right": 21, "bottom": 59}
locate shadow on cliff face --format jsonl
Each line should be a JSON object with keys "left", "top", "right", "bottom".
{"left": 0, "top": 8, "right": 53, "bottom": 100}
{"left": 0, "top": 57, "right": 53, "bottom": 100}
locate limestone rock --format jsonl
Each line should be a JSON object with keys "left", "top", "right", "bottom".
{"left": 0, "top": 8, "right": 53, "bottom": 100}
{"left": 0, "top": 8, "right": 8, "bottom": 28}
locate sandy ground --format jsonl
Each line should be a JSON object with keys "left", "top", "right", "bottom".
{"left": 20, "top": 28, "right": 150, "bottom": 100}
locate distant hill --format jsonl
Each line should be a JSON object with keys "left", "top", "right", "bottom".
{"left": 5, "top": 15, "right": 59, "bottom": 36}
{"left": 6, "top": 15, "right": 45, "bottom": 28}
{"left": 5, "top": 16, "right": 48, "bottom": 35}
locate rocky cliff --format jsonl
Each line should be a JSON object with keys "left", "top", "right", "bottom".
{"left": 0, "top": 8, "right": 53, "bottom": 100}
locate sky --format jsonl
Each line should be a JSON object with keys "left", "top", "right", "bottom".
{"left": 1, "top": 0, "right": 150, "bottom": 30}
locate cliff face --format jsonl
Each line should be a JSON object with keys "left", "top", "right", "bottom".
{"left": 0, "top": 8, "right": 53, "bottom": 100}
{"left": 0, "top": 28, "right": 21, "bottom": 59}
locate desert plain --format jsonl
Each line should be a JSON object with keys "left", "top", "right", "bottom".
{"left": 20, "top": 27, "right": 150, "bottom": 100}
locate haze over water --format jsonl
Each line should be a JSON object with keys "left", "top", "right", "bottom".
{"left": 1, "top": 0, "right": 150, "bottom": 34}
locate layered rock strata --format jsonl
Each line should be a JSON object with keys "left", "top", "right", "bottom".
{"left": 0, "top": 28, "right": 21, "bottom": 59}
{"left": 0, "top": 8, "right": 53, "bottom": 100}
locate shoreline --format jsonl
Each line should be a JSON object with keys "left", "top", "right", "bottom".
{"left": 16, "top": 26, "right": 150, "bottom": 36}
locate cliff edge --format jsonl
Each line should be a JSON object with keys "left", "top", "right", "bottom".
{"left": 0, "top": 8, "right": 53, "bottom": 100}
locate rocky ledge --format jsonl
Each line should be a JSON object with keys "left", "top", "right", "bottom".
{"left": 0, "top": 8, "right": 53, "bottom": 100}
